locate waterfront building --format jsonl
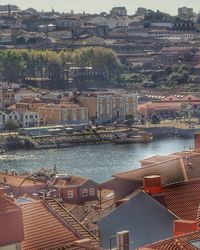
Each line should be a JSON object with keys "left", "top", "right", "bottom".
{"left": 16, "top": 99, "right": 89, "bottom": 126}
{"left": 139, "top": 94, "right": 200, "bottom": 119}
{"left": 19, "top": 110, "right": 39, "bottom": 128}
{"left": 79, "top": 93, "right": 138, "bottom": 124}
{"left": 0, "top": 109, "right": 20, "bottom": 129}
{"left": 36, "top": 103, "right": 88, "bottom": 125}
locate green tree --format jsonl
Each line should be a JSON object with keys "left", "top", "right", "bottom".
{"left": 125, "top": 114, "right": 134, "bottom": 127}
{"left": 151, "top": 113, "right": 160, "bottom": 124}
{"left": 5, "top": 120, "right": 19, "bottom": 131}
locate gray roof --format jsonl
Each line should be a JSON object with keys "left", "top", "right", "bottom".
{"left": 97, "top": 191, "right": 178, "bottom": 250}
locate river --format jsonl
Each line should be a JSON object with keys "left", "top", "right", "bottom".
{"left": 0, "top": 137, "right": 194, "bottom": 183}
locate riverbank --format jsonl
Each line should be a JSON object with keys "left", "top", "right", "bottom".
{"left": 2, "top": 124, "right": 199, "bottom": 150}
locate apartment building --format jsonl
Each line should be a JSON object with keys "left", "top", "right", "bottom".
{"left": 79, "top": 94, "right": 138, "bottom": 124}
{"left": 37, "top": 104, "right": 88, "bottom": 125}
{"left": 0, "top": 88, "right": 15, "bottom": 106}
{"left": 178, "top": 7, "right": 194, "bottom": 20}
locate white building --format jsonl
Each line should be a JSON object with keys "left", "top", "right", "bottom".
{"left": 96, "top": 94, "right": 138, "bottom": 123}
{"left": 19, "top": 111, "right": 39, "bottom": 128}
{"left": 0, "top": 109, "right": 20, "bottom": 129}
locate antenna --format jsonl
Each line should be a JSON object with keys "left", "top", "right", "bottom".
{"left": 8, "top": 4, "right": 11, "bottom": 18}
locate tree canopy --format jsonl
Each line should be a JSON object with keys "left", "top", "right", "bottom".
{"left": 0, "top": 47, "right": 121, "bottom": 85}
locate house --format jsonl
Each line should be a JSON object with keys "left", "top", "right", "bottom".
{"left": 52, "top": 174, "right": 99, "bottom": 204}
{"left": 0, "top": 188, "right": 24, "bottom": 249}
{"left": 0, "top": 187, "right": 99, "bottom": 250}
{"left": 98, "top": 190, "right": 178, "bottom": 249}
{"left": 0, "top": 172, "right": 47, "bottom": 196}
{"left": 19, "top": 199, "right": 98, "bottom": 250}
{"left": 0, "top": 109, "right": 20, "bottom": 129}
{"left": 19, "top": 110, "right": 39, "bottom": 127}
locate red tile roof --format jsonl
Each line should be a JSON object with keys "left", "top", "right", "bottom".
{"left": 141, "top": 230, "right": 200, "bottom": 250}
{"left": 155, "top": 179, "right": 200, "bottom": 221}
{"left": 113, "top": 153, "right": 200, "bottom": 185}
{"left": 20, "top": 200, "right": 79, "bottom": 250}
{"left": 113, "top": 158, "right": 186, "bottom": 185}
{"left": 0, "top": 173, "right": 46, "bottom": 187}
{"left": 52, "top": 176, "right": 89, "bottom": 188}
{"left": 0, "top": 194, "right": 24, "bottom": 247}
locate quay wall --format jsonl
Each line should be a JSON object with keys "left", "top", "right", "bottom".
{"left": 143, "top": 127, "right": 200, "bottom": 138}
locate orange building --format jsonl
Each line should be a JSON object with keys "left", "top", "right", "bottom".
{"left": 139, "top": 94, "right": 200, "bottom": 119}
{"left": 16, "top": 100, "right": 88, "bottom": 125}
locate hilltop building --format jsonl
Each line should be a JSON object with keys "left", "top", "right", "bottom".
{"left": 178, "top": 7, "right": 194, "bottom": 20}
{"left": 110, "top": 7, "right": 127, "bottom": 16}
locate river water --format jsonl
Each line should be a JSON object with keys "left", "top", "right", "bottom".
{"left": 0, "top": 137, "right": 194, "bottom": 183}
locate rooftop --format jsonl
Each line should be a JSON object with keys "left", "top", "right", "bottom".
{"left": 20, "top": 199, "right": 79, "bottom": 250}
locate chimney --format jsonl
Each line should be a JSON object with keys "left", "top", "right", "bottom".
{"left": 0, "top": 187, "right": 5, "bottom": 197}
{"left": 117, "top": 231, "right": 129, "bottom": 250}
{"left": 143, "top": 175, "right": 162, "bottom": 196}
{"left": 174, "top": 220, "right": 198, "bottom": 236}
{"left": 194, "top": 133, "right": 200, "bottom": 150}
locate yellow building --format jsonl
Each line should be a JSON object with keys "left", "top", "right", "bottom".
{"left": 79, "top": 94, "right": 138, "bottom": 124}
{"left": 16, "top": 101, "right": 88, "bottom": 125}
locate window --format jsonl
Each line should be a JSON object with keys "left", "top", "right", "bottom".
{"left": 89, "top": 188, "right": 95, "bottom": 196}
{"left": 82, "top": 188, "right": 88, "bottom": 197}
{"left": 67, "top": 190, "right": 73, "bottom": 199}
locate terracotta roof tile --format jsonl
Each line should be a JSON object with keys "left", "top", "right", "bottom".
{"left": 0, "top": 196, "right": 21, "bottom": 213}
{"left": 20, "top": 200, "right": 79, "bottom": 250}
{"left": 142, "top": 231, "right": 200, "bottom": 250}
{"left": 0, "top": 194, "right": 24, "bottom": 247}
{"left": 113, "top": 158, "right": 186, "bottom": 185}
{"left": 52, "top": 176, "right": 89, "bottom": 188}
{"left": 44, "top": 199, "right": 99, "bottom": 248}
{"left": 155, "top": 179, "right": 200, "bottom": 221}
{"left": 0, "top": 173, "right": 46, "bottom": 187}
